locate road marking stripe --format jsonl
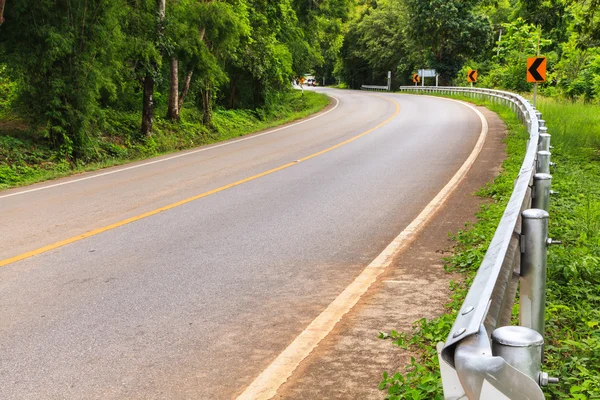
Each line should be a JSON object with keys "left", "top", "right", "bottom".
{"left": 0, "top": 95, "right": 341, "bottom": 200}
{"left": 0, "top": 96, "right": 399, "bottom": 268}
{"left": 235, "top": 98, "right": 488, "bottom": 400}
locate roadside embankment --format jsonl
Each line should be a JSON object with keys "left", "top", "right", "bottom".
{"left": 0, "top": 90, "right": 330, "bottom": 190}
{"left": 379, "top": 95, "right": 600, "bottom": 399}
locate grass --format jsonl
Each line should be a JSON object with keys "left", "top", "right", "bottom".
{"left": 534, "top": 97, "right": 600, "bottom": 151}
{"left": 379, "top": 92, "right": 600, "bottom": 399}
{"left": 536, "top": 99, "right": 600, "bottom": 399}
{"left": 0, "top": 89, "right": 330, "bottom": 190}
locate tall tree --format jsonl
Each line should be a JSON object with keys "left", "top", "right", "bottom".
{"left": 166, "top": 0, "right": 183, "bottom": 121}
{"left": 404, "top": 0, "right": 493, "bottom": 82}
{"left": 140, "top": 0, "right": 166, "bottom": 136}
{"left": 339, "top": 0, "right": 410, "bottom": 88}
{"left": 166, "top": 56, "right": 179, "bottom": 119}
{"left": 0, "top": 0, "right": 124, "bottom": 158}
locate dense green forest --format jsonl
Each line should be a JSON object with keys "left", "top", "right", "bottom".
{"left": 1, "top": 0, "right": 599, "bottom": 168}
{"left": 0, "top": 0, "right": 348, "bottom": 162}
{"left": 341, "top": 0, "right": 600, "bottom": 93}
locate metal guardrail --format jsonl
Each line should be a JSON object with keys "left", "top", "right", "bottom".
{"left": 398, "top": 86, "right": 559, "bottom": 399}
{"left": 361, "top": 84, "right": 389, "bottom": 91}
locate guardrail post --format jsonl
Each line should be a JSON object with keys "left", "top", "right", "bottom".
{"left": 532, "top": 173, "right": 552, "bottom": 211}
{"left": 492, "top": 326, "right": 544, "bottom": 383}
{"left": 538, "top": 128, "right": 551, "bottom": 152}
{"left": 520, "top": 209, "right": 549, "bottom": 336}
{"left": 536, "top": 150, "right": 551, "bottom": 174}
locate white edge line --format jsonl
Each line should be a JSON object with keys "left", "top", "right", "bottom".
{"left": 0, "top": 95, "right": 340, "bottom": 200}
{"left": 235, "top": 98, "right": 489, "bottom": 400}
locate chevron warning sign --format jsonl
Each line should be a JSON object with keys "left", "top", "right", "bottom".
{"left": 527, "top": 57, "right": 546, "bottom": 83}
{"left": 467, "top": 70, "right": 477, "bottom": 83}
{"left": 412, "top": 73, "right": 420, "bottom": 83}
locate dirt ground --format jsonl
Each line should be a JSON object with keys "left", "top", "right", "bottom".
{"left": 273, "top": 106, "right": 508, "bottom": 399}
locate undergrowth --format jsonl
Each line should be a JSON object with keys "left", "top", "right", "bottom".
{"left": 379, "top": 93, "right": 600, "bottom": 399}
{"left": 0, "top": 90, "right": 329, "bottom": 190}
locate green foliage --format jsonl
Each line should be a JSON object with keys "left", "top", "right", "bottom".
{"left": 468, "top": 1, "right": 600, "bottom": 101}
{"left": 475, "top": 18, "right": 554, "bottom": 91}
{"left": 0, "top": 0, "right": 331, "bottom": 156}
{"left": 339, "top": 0, "right": 409, "bottom": 89}
{"left": 0, "top": 64, "right": 16, "bottom": 117}
{"left": 517, "top": 0, "right": 572, "bottom": 48}
{"left": 0, "top": 90, "right": 328, "bottom": 189}
{"left": 294, "top": 0, "right": 352, "bottom": 84}
{"left": 533, "top": 96, "right": 600, "bottom": 150}
{"left": 0, "top": 0, "right": 125, "bottom": 159}
{"left": 536, "top": 99, "right": 600, "bottom": 399}
{"left": 403, "top": 0, "right": 493, "bottom": 83}
{"left": 552, "top": 35, "right": 600, "bottom": 101}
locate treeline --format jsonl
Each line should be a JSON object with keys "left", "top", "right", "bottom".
{"left": 2, "top": 0, "right": 599, "bottom": 161}
{"left": 0, "top": 0, "right": 349, "bottom": 158}
{"left": 339, "top": 0, "right": 600, "bottom": 98}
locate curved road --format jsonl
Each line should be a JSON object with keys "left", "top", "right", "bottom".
{"left": 0, "top": 89, "right": 483, "bottom": 399}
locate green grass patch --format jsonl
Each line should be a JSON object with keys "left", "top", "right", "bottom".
{"left": 379, "top": 93, "right": 600, "bottom": 399}
{"left": 534, "top": 97, "right": 600, "bottom": 152}
{"left": 0, "top": 90, "right": 330, "bottom": 190}
{"left": 538, "top": 99, "right": 600, "bottom": 399}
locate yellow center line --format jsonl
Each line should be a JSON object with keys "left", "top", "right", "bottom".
{"left": 0, "top": 96, "right": 400, "bottom": 268}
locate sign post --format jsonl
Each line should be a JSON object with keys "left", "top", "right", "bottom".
{"left": 418, "top": 69, "right": 436, "bottom": 87}
{"left": 527, "top": 57, "right": 546, "bottom": 107}
{"left": 412, "top": 74, "right": 420, "bottom": 86}
{"left": 467, "top": 70, "right": 477, "bottom": 88}
{"left": 387, "top": 71, "right": 391, "bottom": 91}
{"left": 467, "top": 70, "right": 477, "bottom": 83}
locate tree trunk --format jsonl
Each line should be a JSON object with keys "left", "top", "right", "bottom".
{"left": 201, "top": 86, "right": 212, "bottom": 126}
{"left": 229, "top": 75, "right": 236, "bottom": 109}
{"left": 0, "top": 0, "right": 6, "bottom": 25}
{"left": 139, "top": 0, "right": 165, "bottom": 136}
{"left": 141, "top": 75, "right": 155, "bottom": 137}
{"left": 157, "top": 0, "right": 166, "bottom": 22}
{"left": 178, "top": 70, "right": 193, "bottom": 110}
{"left": 167, "top": 57, "right": 179, "bottom": 120}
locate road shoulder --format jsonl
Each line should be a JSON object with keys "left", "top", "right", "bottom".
{"left": 273, "top": 105, "right": 507, "bottom": 399}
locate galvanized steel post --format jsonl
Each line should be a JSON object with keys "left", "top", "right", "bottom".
{"left": 533, "top": 173, "right": 552, "bottom": 211}
{"left": 492, "top": 326, "right": 544, "bottom": 383}
{"left": 520, "top": 209, "right": 549, "bottom": 336}
{"left": 538, "top": 130, "right": 551, "bottom": 152}
{"left": 537, "top": 150, "right": 551, "bottom": 174}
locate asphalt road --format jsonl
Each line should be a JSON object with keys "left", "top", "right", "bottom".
{"left": 0, "top": 89, "right": 482, "bottom": 399}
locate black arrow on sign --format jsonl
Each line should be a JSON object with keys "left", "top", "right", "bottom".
{"left": 528, "top": 58, "right": 544, "bottom": 81}
{"left": 468, "top": 70, "right": 476, "bottom": 81}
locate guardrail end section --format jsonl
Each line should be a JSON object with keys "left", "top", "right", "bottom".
{"left": 453, "top": 326, "right": 545, "bottom": 400}
{"left": 437, "top": 342, "right": 468, "bottom": 399}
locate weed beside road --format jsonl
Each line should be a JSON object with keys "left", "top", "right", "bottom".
{"left": 379, "top": 95, "right": 600, "bottom": 399}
